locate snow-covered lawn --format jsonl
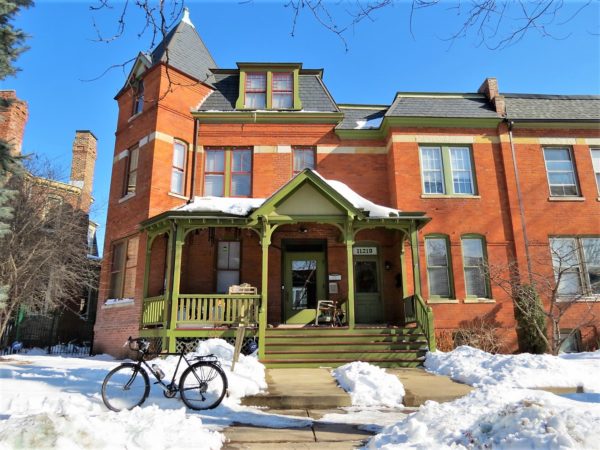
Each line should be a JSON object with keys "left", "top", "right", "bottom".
{"left": 362, "top": 346, "right": 600, "bottom": 449}
{"left": 0, "top": 339, "right": 308, "bottom": 449}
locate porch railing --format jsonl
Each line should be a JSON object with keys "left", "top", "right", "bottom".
{"left": 142, "top": 295, "right": 167, "bottom": 327}
{"left": 176, "top": 294, "right": 261, "bottom": 327}
{"left": 404, "top": 294, "right": 436, "bottom": 351}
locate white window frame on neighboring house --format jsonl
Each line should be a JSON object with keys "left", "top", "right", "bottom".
{"left": 425, "top": 235, "right": 453, "bottom": 299}
{"left": 550, "top": 236, "right": 600, "bottom": 299}
{"left": 543, "top": 147, "right": 581, "bottom": 197}
{"left": 591, "top": 147, "right": 600, "bottom": 196}
{"left": 419, "top": 145, "right": 476, "bottom": 196}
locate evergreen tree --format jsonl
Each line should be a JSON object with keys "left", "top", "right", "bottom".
{"left": 0, "top": 0, "right": 33, "bottom": 80}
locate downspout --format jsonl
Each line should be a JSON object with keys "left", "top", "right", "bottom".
{"left": 507, "top": 119, "right": 533, "bottom": 283}
{"left": 188, "top": 118, "right": 199, "bottom": 204}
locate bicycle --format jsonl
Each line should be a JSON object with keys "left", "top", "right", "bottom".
{"left": 101, "top": 337, "right": 228, "bottom": 412}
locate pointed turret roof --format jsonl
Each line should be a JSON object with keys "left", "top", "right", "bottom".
{"left": 149, "top": 8, "right": 217, "bottom": 85}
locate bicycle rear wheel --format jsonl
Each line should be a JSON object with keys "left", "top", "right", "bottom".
{"left": 102, "top": 363, "right": 150, "bottom": 412}
{"left": 179, "top": 362, "right": 227, "bottom": 410}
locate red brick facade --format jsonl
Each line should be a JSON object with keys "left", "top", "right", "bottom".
{"left": 93, "top": 32, "right": 600, "bottom": 358}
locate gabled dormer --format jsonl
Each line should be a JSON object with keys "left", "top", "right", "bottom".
{"left": 235, "top": 63, "right": 303, "bottom": 111}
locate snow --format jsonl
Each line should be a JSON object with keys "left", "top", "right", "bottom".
{"left": 323, "top": 179, "right": 401, "bottom": 217}
{"left": 332, "top": 362, "right": 405, "bottom": 407}
{"left": 355, "top": 116, "right": 383, "bottom": 129}
{"left": 366, "top": 386, "right": 600, "bottom": 450}
{"left": 425, "top": 345, "right": 600, "bottom": 392}
{"left": 0, "top": 339, "right": 309, "bottom": 449}
{"left": 177, "top": 196, "right": 265, "bottom": 216}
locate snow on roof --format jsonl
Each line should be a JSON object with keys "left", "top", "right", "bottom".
{"left": 175, "top": 170, "right": 401, "bottom": 218}
{"left": 354, "top": 116, "right": 383, "bottom": 129}
{"left": 177, "top": 196, "right": 265, "bottom": 216}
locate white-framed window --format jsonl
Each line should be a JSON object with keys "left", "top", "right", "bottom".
{"left": 108, "top": 236, "right": 139, "bottom": 300}
{"left": 543, "top": 147, "right": 580, "bottom": 197}
{"left": 292, "top": 146, "right": 316, "bottom": 175}
{"left": 171, "top": 140, "right": 187, "bottom": 195}
{"left": 425, "top": 236, "right": 452, "bottom": 298}
{"left": 550, "top": 237, "right": 600, "bottom": 297}
{"left": 216, "top": 241, "right": 241, "bottom": 293}
{"left": 122, "top": 145, "right": 139, "bottom": 197}
{"left": 419, "top": 145, "right": 476, "bottom": 195}
{"left": 591, "top": 148, "right": 600, "bottom": 195}
{"left": 461, "top": 236, "right": 489, "bottom": 298}
{"left": 245, "top": 73, "right": 266, "bottom": 109}
{"left": 272, "top": 72, "right": 293, "bottom": 109}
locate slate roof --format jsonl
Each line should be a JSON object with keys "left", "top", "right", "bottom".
{"left": 337, "top": 106, "right": 388, "bottom": 130}
{"left": 386, "top": 95, "right": 500, "bottom": 118}
{"left": 504, "top": 94, "right": 600, "bottom": 121}
{"left": 150, "top": 19, "right": 217, "bottom": 85}
{"left": 196, "top": 72, "right": 339, "bottom": 112}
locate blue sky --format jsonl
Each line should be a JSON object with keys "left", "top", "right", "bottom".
{"left": 2, "top": 0, "right": 599, "bottom": 255}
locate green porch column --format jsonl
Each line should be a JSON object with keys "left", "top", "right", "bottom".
{"left": 167, "top": 224, "right": 185, "bottom": 352}
{"left": 139, "top": 232, "right": 153, "bottom": 329}
{"left": 409, "top": 222, "right": 422, "bottom": 297}
{"left": 258, "top": 221, "right": 273, "bottom": 360}
{"left": 344, "top": 219, "right": 355, "bottom": 328}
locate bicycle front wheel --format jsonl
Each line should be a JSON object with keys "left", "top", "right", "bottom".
{"left": 179, "top": 362, "right": 227, "bottom": 410}
{"left": 101, "top": 363, "right": 150, "bottom": 412}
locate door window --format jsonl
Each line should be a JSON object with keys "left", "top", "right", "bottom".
{"left": 291, "top": 260, "right": 317, "bottom": 310}
{"left": 355, "top": 260, "right": 379, "bottom": 293}
{"left": 217, "top": 241, "right": 240, "bottom": 293}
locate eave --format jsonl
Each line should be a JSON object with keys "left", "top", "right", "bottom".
{"left": 192, "top": 111, "right": 344, "bottom": 124}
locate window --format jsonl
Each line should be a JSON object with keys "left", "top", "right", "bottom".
{"left": 204, "top": 147, "right": 252, "bottom": 197}
{"left": 132, "top": 80, "right": 144, "bottom": 116}
{"left": 245, "top": 73, "right": 266, "bottom": 109}
{"left": 293, "top": 147, "right": 316, "bottom": 175}
{"left": 272, "top": 73, "right": 293, "bottom": 109}
{"left": 122, "top": 145, "right": 139, "bottom": 197}
{"left": 419, "top": 145, "right": 476, "bottom": 195}
{"left": 217, "top": 241, "right": 240, "bottom": 293}
{"left": 550, "top": 237, "right": 600, "bottom": 297}
{"left": 108, "top": 237, "right": 139, "bottom": 299}
{"left": 425, "top": 236, "right": 452, "bottom": 298}
{"left": 171, "top": 140, "right": 187, "bottom": 195}
{"left": 559, "top": 329, "right": 582, "bottom": 353}
{"left": 591, "top": 148, "right": 600, "bottom": 195}
{"left": 543, "top": 147, "right": 580, "bottom": 197}
{"left": 461, "top": 236, "right": 489, "bottom": 298}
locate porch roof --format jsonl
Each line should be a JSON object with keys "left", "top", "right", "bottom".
{"left": 141, "top": 169, "right": 430, "bottom": 231}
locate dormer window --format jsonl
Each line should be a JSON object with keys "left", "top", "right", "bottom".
{"left": 272, "top": 73, "right": 293, "bottom": 109}
{"left": 245, "top": 73, "right": 266, "bottom": 109}
{"left": 236, "top": 64, "right": 302, "bottom": 111}
{"left": 132, "top": 79, "right": 144, "bottom": 116}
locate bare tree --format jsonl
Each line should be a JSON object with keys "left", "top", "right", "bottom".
{"left": 488, "top": 238, "right": 599, "bottom": 355}
{"left": 0, "top": 161, "right": 99, "bottom": 340}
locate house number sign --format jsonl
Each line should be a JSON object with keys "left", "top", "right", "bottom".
{"left": 353, "top": 247, "right": 377, "bottom": 256}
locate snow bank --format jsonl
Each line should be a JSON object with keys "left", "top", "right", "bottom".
{"left": 366, "top": 386, "right": 600, "bottom": 449}
{"left": 177, "top": 196, "right": 264, "bottom": 215}
{"left": 332, "top": 362, "right": 404, "bottom": 407}
{"left": 425, "top": 346, "right": 600, "bottom": 392}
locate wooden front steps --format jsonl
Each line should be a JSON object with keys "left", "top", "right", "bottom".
{"left": 261, "top": 326, "right": 429, "bottom": 368}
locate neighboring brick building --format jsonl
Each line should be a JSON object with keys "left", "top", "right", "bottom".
{"left": 93, "top": 10, "right": 600, "bottom": 364}
{"left": 0, "top": 91, "right": 100, "bottom": 351}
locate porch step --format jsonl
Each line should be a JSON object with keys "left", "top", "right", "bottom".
{"left": 263, "top": 326, "right": 429, "bottom": 368}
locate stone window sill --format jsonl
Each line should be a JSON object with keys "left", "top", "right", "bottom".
{"left": 464, "top": 298, "right": 496, "bottom": 304}
{"left": 421, "top": 194, "right": 481, "bottom": 199}
{"left": 548, "top": 197, "right": 585, "bottom": 202}
{"left": 102, "top": 298, "right": 135, "bottom": 309}
{"left": 168, "top": 192, "right": 188, "bottom": 201}
{"left": 118, "top": 193, "right": 136, "bottom": 203}
{"left": 556, "top": 296, "right": 600, "bottom": 303}
{"left": 427, "top": 298, "right": 459, "bottom": 304}
{"left": 128, "top": 111, "right": 142, "bottom": 123}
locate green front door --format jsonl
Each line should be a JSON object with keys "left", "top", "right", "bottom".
{"left": 354, "top": 256, "right": 383, "bottom": 323}
{"left": 283, "top": 251, "right": 326, "bottom": 324}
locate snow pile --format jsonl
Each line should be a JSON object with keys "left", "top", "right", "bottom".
{"left": 177, "top": 196, "right": 265, "bottom": 216}
{"left": 0, "top": 404, "right": 223, "bottom": 450}
{"left": 366, "top": 386, "right": 600, "bottom": 449}
{"left": 332, "top": 362, "right": 404, "bottom": 407}
{"left": 425, "top": 346, "right": 600, "bottom": 392}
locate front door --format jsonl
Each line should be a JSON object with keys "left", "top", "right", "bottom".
{"left": 283, "top": 251, "right": 326, "bottom": 324}
{"left": 354, "top": 256, "right": 383, "bottom": 323}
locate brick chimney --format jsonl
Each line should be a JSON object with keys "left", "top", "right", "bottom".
{"left": 478, "top": 77, "right": 506, "bottom": 117}
{"left": 70, "top": 130, "right": 97, "bottom": 213}
{"left": 0, "top": 90, "right": 28, "bottom": 156}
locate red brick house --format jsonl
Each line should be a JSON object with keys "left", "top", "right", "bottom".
{"left": 93, "top": 11, "right": 600, "bottom": 365}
